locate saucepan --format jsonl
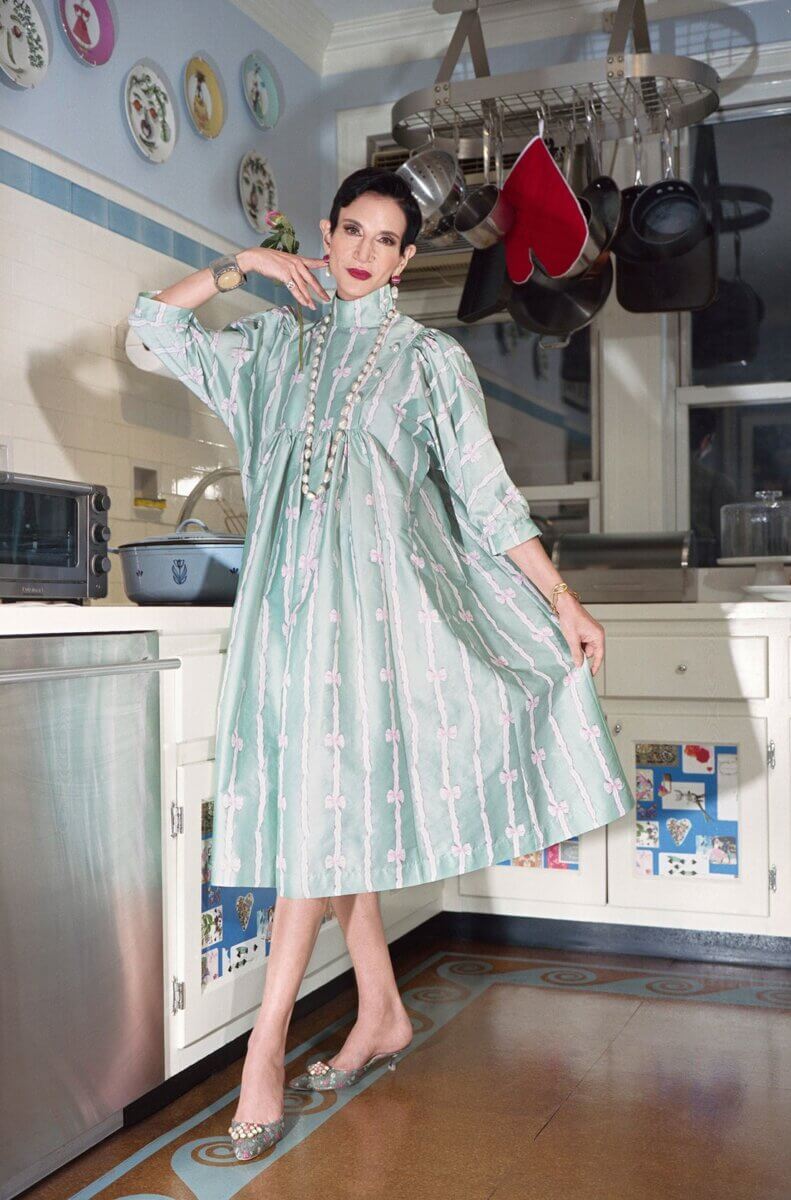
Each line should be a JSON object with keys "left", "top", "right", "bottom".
{"left": 454, "top": 105, "right": 515, "bottom": 249}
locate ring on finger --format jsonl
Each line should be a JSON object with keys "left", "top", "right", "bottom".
{"left": 286, "top": 280, "right": 296, "bottom": 291}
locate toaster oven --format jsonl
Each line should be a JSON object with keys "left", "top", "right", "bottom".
{"left": 0, "top": 472, "right": 112, "bottom": 602}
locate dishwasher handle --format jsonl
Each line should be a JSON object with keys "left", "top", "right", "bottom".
{"left": 0, "top": 657, "right": 182, "bottom": 685}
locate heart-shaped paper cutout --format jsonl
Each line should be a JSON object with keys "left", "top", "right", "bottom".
{"left": 236, "top": 891, "right": 254, "bottom": 930}
{"left": 666, "top": 818, "right": 692, "bottom": 846}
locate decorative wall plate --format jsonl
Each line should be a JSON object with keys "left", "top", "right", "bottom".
{"left": 184, "top": 53, "right": 225, "bottom": 139}
{"left": 241, "top": 51, "right": 280, "bottom": 129}
{"left": 0, "top": 0, "right": 50, "bottom": 88}
{"left": 57, "top": 0, "right": 115, "bottom": 67}
{"left": 238, "top": 149, "right": 277, "bottom": 232}
{"left": 125, "top": 60, "right": 177, "bottom": 163}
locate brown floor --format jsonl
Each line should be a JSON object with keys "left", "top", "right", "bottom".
{"left": 23, "top": 936, "right": 791, "bottom": 1200}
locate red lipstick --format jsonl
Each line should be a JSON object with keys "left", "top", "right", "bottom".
{"left": 347, "top": 267, "right": 371, "bottom": 279}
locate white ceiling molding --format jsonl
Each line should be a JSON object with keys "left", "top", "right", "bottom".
{"left": 230, "top": 0, "right": 777, "bottom": 78}
{"left": 227, "top": 0, "right": 333, "bottom": 75}
{"left": 323, "top": 0, "right": 772, "bottom": 75}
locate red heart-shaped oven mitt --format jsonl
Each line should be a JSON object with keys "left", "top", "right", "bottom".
{"left": 502, "top": 135, "right": 588, "bottom": 284}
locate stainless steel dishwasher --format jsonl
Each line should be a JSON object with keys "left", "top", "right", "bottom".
{"left": 0, "top": 632, "right": 180, "bottom": 1200}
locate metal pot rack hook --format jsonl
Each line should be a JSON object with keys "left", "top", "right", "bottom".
{"left": 632, "top": 114, "right": 643, "bottom": 187}
{"left": 661, "top": 102, "right": 674, "bottom": 180}
{"left": 535, "top": 101, "right": 548, "bottom": 142}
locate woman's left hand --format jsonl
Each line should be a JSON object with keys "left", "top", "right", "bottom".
{"left": 555, "top": 594, "right": 605, "bottom": 676}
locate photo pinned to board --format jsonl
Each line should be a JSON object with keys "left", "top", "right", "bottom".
{"left": 0, "top": 0, "right": 50, "bottom": 88}
{"left": 633, "top": 741, "right": 739, "bottom": 881}
{"left": 241, "top": 50, "right": 281, "bottom": 128}
{"left": 498, "top": 835, "right": 580, "bottom": 870}
{"left": 184, "top": 52, "right": 226, "bottom": 139}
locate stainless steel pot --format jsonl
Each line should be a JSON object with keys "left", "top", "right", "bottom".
{"left": 454, "top": 183, "right": 514, "bottom": 248}
{"left": 395, "top": 144, "right": 466, "bottom": 239}
{"left": 109, "top": 518, "right": 244, "bottom": 605}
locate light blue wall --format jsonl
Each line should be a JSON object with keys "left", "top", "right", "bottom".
{"left": 0, "top": 0, "right": 323, "bottom": 252}
{"left": 318, "top": 2, "right": 790, "bottom": 219}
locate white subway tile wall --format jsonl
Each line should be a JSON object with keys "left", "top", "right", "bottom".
{"left": 0, "top": 174, "right": 268, "bottom": 605}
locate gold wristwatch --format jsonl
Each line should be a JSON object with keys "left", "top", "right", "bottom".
{"left": 209, "top": 254, "right": 246, "bottom": 292}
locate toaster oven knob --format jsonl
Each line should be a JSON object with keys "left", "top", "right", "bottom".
{"left": 92, "top": 554, "right": 111, "bottom": 575}
{"left": 92, "top": 523, "right": 111, "bottom": 543}
{"left": 92, "top": 492, "right": 111, "bottom": 512}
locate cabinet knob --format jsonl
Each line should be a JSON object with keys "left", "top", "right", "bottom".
{"left": 675, "top": 663, "right": 688, "bottom": 673}
{"left": 612, "top": 721, "right": 622, "bottom": 734}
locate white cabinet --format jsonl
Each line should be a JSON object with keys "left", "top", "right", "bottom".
{"left": 602, "top": 710, "right": 770, "bottom": 918}
{"left": 171, "top": 759, "right": 280, "bottom": 1049}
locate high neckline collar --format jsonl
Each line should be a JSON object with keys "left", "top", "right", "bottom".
{"left": 328, "top": 281, "right": 395, "bottom": 329}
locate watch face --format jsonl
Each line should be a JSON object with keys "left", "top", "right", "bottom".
{"left": 218, "top": 267, "right": 243, "bottom": 290}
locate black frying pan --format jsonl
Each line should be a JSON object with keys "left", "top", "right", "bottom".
{"left": 507, "top": 255, "right": 613, "bottom": 344}
{"left": 457, "top": 239, "right": 512, "bottom": 323}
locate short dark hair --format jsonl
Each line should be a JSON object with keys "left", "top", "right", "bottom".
{"left": 328, "top": 167, "right": 422, "bottom": 254}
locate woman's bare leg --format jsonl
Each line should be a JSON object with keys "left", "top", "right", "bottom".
{"left": 324, "top": 892, "right": 413, "bottom": 1070}
{"left": 232, "top": 895, "right": 327, "bottom": 1124}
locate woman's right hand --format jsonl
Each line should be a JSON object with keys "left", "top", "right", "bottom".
{"left": 237, "top": 247, "right": 331, "bottom": 310}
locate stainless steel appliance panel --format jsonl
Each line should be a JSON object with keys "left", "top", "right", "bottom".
{"left": 0, "top": 633, "right": 169, "bottom": 1200}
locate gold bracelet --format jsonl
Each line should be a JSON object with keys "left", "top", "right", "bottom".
{"left": 550, "top": 581, "right": 581, "bottom": 615}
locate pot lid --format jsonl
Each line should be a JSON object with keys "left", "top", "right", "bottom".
{"left": 114, "top": 517, "right": 244, "bottom": 549}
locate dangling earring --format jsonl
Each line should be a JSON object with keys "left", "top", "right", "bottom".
{"left": 390, "top": 273, "right": 401, "bottom": 303}
{"left": 322, "top": 252, "right": 332, "bottom": 277}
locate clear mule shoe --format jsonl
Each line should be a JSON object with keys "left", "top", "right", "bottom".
{"left": 288, "top": 1049, "right": 403, "bottom": 1092}
{"left": 228, "top": 1114, "right": 285, "bottom": 1161}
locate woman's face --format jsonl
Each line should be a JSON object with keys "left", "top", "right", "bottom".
{"left": 320, "top": 193, "right": 415, "bottom": 300}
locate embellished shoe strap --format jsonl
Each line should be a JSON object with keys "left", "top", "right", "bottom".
{"left": 307, "top": 1059, "right": 332, "bottom": 1076}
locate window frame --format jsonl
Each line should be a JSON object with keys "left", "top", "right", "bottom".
{"left": 675, "top": 98, "right": 791, "bottom": 528}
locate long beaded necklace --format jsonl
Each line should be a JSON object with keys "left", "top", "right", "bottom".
{"left": 300, "top": 285, "right": 399, "bottom": 500}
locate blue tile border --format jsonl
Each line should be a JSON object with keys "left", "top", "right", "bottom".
{"left": 0, "top": 146, "right": 278, "bottom": 305}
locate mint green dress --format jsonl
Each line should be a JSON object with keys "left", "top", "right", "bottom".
{"left": 129, "top": 281, "right": 635, "bottom": 898}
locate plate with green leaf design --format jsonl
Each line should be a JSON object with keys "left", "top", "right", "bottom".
{"left": 124, "top": 58, "right": 177, "bottom": 163}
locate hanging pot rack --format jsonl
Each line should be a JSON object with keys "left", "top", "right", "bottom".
{"left": 391, "top": 0, "right": 720, "bottom": 156}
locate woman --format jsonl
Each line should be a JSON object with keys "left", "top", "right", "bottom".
{"left": 129, "top": 167, "right": 635, "bottom": 1161}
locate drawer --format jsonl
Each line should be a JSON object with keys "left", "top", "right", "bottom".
{"left": 603, "top": 635, "right": 768, "bottom": 700}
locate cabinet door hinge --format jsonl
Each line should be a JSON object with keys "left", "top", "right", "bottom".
{"left": 769, "top": 865, "right": 777, "bottom": 893}
{"left": 767, "top": 740, "right": 776, "bottom": 769}
{"left": 170, "top": 802, "right": 184, "bottom": 837}
{"left": 172, "top": 976, "right": 185, "bottom": 1013}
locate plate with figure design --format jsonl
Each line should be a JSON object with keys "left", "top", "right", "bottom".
{"left": 125, "top": 59, "right": 177, "bottom": 163}
{"left": 184, "top": 53, "right": 225, "bottom": 139}
{"left": 0, "top": 0, "right": 50, "bottom": 88}
{"left": 57, "top": 0, "right": 115, "bottom": 67}
{"left": 238, "top": 149, "right": 277, "bottom": 232}
{"left": 241, "top": 50, "right": 281, "bottom": 128}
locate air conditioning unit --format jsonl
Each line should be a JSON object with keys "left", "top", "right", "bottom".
{"left": 368, "top": 134, "right": 519, "bottom": 293}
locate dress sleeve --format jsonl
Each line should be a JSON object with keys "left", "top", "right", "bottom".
{"left": 415, "top": 328, "right": 543, "bottom": 556}
{"left": 127, "top": 290, "right": 295, "bottom": 472}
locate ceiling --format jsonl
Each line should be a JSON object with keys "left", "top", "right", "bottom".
{"left": 312, "top": 0, "right": 428, "bottom": 16}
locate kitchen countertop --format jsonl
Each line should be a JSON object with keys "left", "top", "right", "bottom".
{"left": 1, "top": 600, "right": 790, "bottom": 638}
